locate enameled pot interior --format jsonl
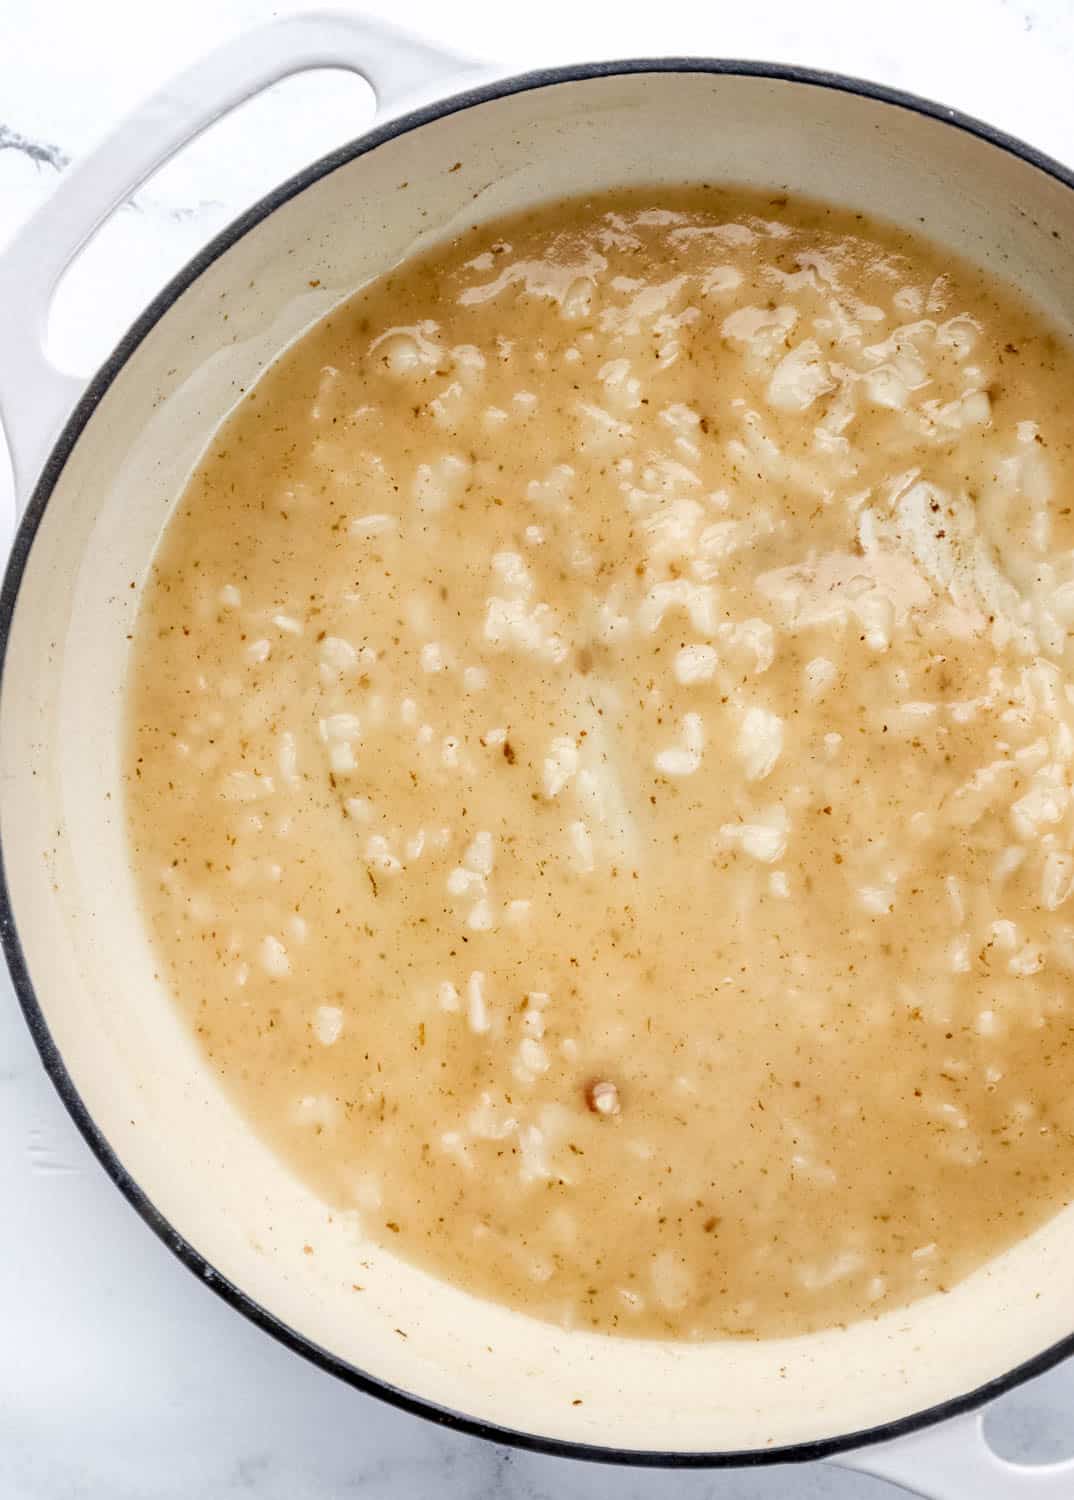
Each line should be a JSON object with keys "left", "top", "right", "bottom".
{"left": 4, "top": 66, "right": 1074, "bottom": 1461}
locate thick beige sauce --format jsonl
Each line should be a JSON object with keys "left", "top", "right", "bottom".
{"left": 128, "top": 188, "right": 1074, "bottom": 1339}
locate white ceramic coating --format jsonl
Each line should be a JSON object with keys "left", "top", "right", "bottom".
{"left": 4, "top": 17, "right": 1074, "bottom": 1476}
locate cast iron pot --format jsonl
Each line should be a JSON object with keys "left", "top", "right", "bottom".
{"left": 2, "top": 13, "right": 1074, "bottom": 1495}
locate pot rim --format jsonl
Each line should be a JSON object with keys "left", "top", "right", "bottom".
{"left": 3, "top": 54, "right": 1074, "bottom": 1469}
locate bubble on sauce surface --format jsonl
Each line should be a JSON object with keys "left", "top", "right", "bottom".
{"left": 313, "top": 1005, "right": 344, "bottom": 1046}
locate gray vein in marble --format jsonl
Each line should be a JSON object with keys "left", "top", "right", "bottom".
{"left": 0, "top": 123, "right": 68, "bottom": 171}
{"left": 0, "top": 125, "right": 227, "bottom": 227}
{"left": 169, "top": 200, "right": 226, "bottom": 221}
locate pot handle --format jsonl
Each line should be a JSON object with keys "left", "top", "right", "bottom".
{"left": 0, "top": 9, "right": 484, "bottom": 516}
{"left": 831, "top": 1408, "right": 1074, "bottom": 1497}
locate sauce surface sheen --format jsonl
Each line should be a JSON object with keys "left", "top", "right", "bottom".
{"left": 128, "top": 187, "right": 1074, "bottom": 1339}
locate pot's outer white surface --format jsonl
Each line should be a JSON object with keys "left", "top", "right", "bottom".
{"left": 5, "top": 13, "right": 1074, "bottom": 1484}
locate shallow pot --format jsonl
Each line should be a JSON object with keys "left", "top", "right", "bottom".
{"left": 2, "top": 13, "right": 1074, "bottom": 1495}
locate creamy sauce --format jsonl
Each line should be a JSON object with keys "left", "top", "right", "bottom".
{"left": 127, "top": 187, "right": 1074, "bottom": 1339}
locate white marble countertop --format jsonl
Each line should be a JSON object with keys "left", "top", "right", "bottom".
{"left": 3, "top": 1, "right": 1074, "bottom": 1495}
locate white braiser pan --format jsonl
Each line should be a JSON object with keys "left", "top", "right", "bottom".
{"left": 3, "top": 13, "right": 1074, "bottom": 1495}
